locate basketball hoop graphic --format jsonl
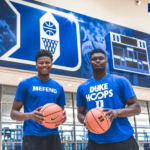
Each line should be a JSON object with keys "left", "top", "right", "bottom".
{"left": 42, "top": 21, "right": 58, "bottom": 54}
{"left": 40, "top": 12, "right": 60, "bottom": 62}
{"left": 42, "top": 38, "right": 58, "bottom": 54}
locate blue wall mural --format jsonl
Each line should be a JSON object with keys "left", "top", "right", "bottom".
{"left": 0, "top": 0, "right": 150, "bottom": 88}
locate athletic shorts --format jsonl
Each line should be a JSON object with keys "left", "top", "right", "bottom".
{"left": 22, "top": 134, "right": 62, "bottom": 150}
{"left": 87, "top": 136, "right": 139, "bottom": 150}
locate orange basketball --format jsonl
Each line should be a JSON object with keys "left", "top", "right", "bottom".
{"left": 40, "top": 103, "right": 63, "bottom": 129}
{"left": 85, "top": 108, "right": 111, "bottom": 134}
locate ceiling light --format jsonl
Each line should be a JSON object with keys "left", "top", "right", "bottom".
{"left": 18, "top": 78, "right": 23, "bottom": 80}
{"left": 136, "top": 0, "right": 141, "bottom": 5}
{"left": 142, "top": 93, "right": 145, "bottom": 95}
{"left": 67, "top": 84, "right": 72, "bottom": 86}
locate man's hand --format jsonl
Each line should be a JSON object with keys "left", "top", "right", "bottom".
{"left": 84, "top": 119, "right": 89, "bottom": 131}
{"left": 62, "top": 110, "right": 67, "bottom": 123}
{"left": 103, "top": 108, "right": 118, "bottom": 122}
{"left": 29, "top": 106, "right": 45, "bottom": 124}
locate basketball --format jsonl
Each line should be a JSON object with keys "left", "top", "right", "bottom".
{"left": 40, "top": 103, "right": 63, "bottom": 129}
{"left": 43, "top": 21, "right": 56, "bottom": 36}
{"left": 85, "top": 108, "right": 111, "bottom": 134}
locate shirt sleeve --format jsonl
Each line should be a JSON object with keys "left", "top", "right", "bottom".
{"left": 120, "top": 77, "right": 136, "bottom": 101}
{"left": 14, "top": 80, "right": 27, "bottom": 102}
{"left": 76, "top": 86, "right": 86, "bottom": 107}
{"left": 57, "top": 86, "right": 66, "bottom": 106}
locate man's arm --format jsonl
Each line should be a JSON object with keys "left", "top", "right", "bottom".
{"left": 10, "top": 100, "right": 45, "bottom": 124}
{"left": 77, "top": 106, "right": 87, "bottom": 124}
{"left": 60, "top": 106, "right": 67, "bottom": 124}
{"left": 104, "top": 96, "right": 141, "bottom": 121}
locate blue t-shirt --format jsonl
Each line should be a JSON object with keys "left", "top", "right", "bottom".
{"left": 77, "top": 74, "right": 135, "bottom": 144}
{"left": 15, "top": 76, "right": 66, "bottom": 137}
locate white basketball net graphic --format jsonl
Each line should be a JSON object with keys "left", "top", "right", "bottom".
{"left": 42, "top": 38, "right": 58, "bottom": 54}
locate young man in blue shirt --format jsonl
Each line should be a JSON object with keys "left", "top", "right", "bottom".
{"left": 10, "top": 49, "right": 66, "bottom": 150}
{"left": 77, "top": 49, "right": 141, "bottom": 150}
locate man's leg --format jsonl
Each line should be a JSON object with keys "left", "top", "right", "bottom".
{"left": 105, "top": 136, "right": 139, "bottom": 150}
{"left": 48, "top": 134, "right": 62, "bottom": 150}
{"left": 87, "top": 140, "right": 106, "bottom": 150}
{"left": 87, "top": 136, "right": 139, "bottom": 150}
{"left": 22, "top": 135, "right": 47, "bottom": 150}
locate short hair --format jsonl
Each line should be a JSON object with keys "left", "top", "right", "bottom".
{"left": 35, "top": 49, "right": 53, "bottom": 62}
{"left": 90, "top": 49, "right": 106, "bottom": 59}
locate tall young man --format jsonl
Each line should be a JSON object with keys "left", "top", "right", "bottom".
{"left": 10, "top": 50, "right": 66, "bottom": 150}
{"left": 77, "top": 49, "right": 141, "bottom": 150}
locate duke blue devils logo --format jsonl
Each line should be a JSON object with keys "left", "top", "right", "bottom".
{"left": 0, "top": 0, "right": 81, "bottom": 71}
{"left": 40, "top": 13, "right": 60, "bottom": 62}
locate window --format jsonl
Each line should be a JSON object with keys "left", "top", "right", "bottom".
{"left": 73, "top": 93, "right": 77, "bottom": 108}
{"left": 2, "top": 103, "right": 23, "bottom": 122}
{"left": 2, "top": 86, "right": 17, "bottom": 103}
{"left": 137, "top": 128, "right": 150, "bottom": 142}
{"left": 65, "top": 93, "right": 72, "bottom": 108}
{"left": 58, "top": 125, "right": 75, "bottom": 142}
{"left": 2, "top": 123, "right": 23, "bottom": 142}
{"left": 138, "top": 101, "right": 148, "bottom": 113}
{"left": 128, "top": 116, "right": 135, "bottom": 127}
{"left": 76, "top": 126, "right": 88, "bottom": 142}
{"left": 64, "top": 108, "right": 73, "bottom": 124}
{"left": 74, "top": 109, "right": 82, "bottom": 125}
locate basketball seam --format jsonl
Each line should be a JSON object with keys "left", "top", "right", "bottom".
{"left": 90, "top": 110, "right": 105, "bottom": 131}
{"left": 44, "top": 118, "right": 63, "bottom": 124}
{"left": 95, "top": 108, "right": 110, "bottom": 129}
{"left": 41, "top": 103, "right": 56, "bottom": 113}
{"left": 86, "top": 116, "right": 99, "bottom": 134}
{"left": 43, "top": 120, "right": 62, "bottom": 128}
{"left": 44, "top": 110, "right": 63, "bottom": 117}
